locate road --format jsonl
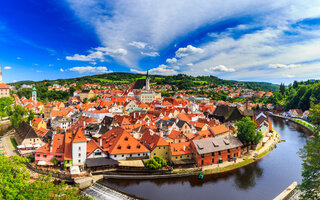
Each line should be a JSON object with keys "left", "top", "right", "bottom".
{"left": 1, "top": 131, "right": 17, "bottom": 157}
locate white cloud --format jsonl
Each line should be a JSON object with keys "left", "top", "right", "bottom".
{"left": 66, "top": 47, "right": 127, "bottom": 61}
{"left": 141, "top": 52, "right": 159, "bottom": 57}
{"left": 36, "top": 70, "right": 42, "bottom": 73}
{"left": 48, "top": 64, "right": 54, "bottom": 67}
{"left": 13, "top": 80, "right": 17, "bottom": 83}
{"left": 69, "top": 66, "right": 113, "bottom": 73}
{"left": 66, "top": 0, "right": 320, "bottom": 79}
{"left": 166, "top": 58, "right": 177, "bottom": 63}
{"left": 175, "top": 45, "right": 204, "bottom": 58}
{"left": 287, "top": 74, "right": 295, "bottom": 78}
{"left": 187, "top": 63, "right": 193, "bottom": 66}
{"left": 269, "top": 64, "right": 298, "bottom": 69}
{"left": 205, "top": 65, "right": 235, "bottom": 73}
{"left": 129, "top": 41, "right": 147, "bottom": 49}
{"left": 130, "top": 64, "right": 178, "bottom": 75}
{"left": 4, "top": 66, "right": 12, "bottom": 70}
{"left": 60, "top": 68, "right": 64, "bottom": 72}
{"left": 16, "top": 57, "right": 21, "bottom": 60}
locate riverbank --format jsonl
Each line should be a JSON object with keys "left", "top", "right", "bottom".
{"left": 269, "top": 113, "right": 314, "bottom": 133}
{"left": 100, "top": 129, "right": 281, "bottom": 180}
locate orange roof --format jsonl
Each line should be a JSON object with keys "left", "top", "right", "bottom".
{"left": 72, "top": 128, "right": 87, "bottom": 143}
{"left": 0, "top": 83, "right": 9, "bottom": 89}
{"left": 51, "top": 133, "right": 65, "bottom": 153}
{"left": 87, "top": 139, "right": 103, "bottom": 156}
{"left": 35, "top": 143, "right": 50, "bottom": 154}
{"left": 168, "top": 130, "right": 183, "bottom": 140}
{"left": 36, "top": 127, "right": 49, "bottom": 137}
{"left": 210, "top": 124, "right": 229, "bottom": 136}
{"left": 102, "top": 127, "right": 149, "bottom": 155}
{"left": 32, "top": 117, "right": 43, "bottom": 125}
{"left": 192, "top": 130, "right": 214, "bottom": 140}
{"left": 64, "top": 131, "right": 73, "bottom": 160}
{"left": 140, "top": 131, "right": 169, "bottom": 151}
{"left": 170, "top": 142, "right": 192, "bottom": 156}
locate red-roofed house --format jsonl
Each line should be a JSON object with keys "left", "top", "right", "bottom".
{"left": 140, "top": 131, "right": 169, "bottom": 160}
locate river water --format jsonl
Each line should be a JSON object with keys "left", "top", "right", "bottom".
{"left": 96, "top": 117, "right": 311, "bottom": 200}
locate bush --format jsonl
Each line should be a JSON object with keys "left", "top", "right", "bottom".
{"left": 144, "top": 156, "right": 167, "bottom": 170}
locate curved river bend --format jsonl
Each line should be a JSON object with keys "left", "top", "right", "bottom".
{"left": 99, "top": 117, "right": 311, "bottom": 200}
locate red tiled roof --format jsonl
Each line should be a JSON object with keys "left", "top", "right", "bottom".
{"left": 170, "top": 142, "right": 192, "bottom": 156}
{"left": 140, "top": 131, "right": 168, "bottom": 151}
{"left": 72, "top": 128, "right": 87, "bottom": 143}
{"left": 87, "top": 139, "right": 103, "bottom": 156}
{"left": 32, "top": 117, "right": 43, "bottom": 125}
{"left": 102, "top": 127, "right": 149, "bottom": 155}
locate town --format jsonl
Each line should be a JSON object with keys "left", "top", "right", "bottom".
{"left": 1, "top": 69, "right": 283, "bottom": 176}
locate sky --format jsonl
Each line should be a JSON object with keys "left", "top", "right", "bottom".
{"left": 1, "top": 0, "right": 320, "bottom": 84}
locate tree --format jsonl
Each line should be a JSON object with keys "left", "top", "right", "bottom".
{"left": 10, "top": 105, "right": 26, "bottom": 130}
{"left": 0, "top": 155, "right": 83, "bottom": 199}
{"left": 28, "top": 111, "right": 35, "bottom": 123}
{"left": 298, "top": 104, "right": 320, "bottom": 199}
{"left": 235, "top": 117, "right": 263, "bottom": 151}
{"left": 144, "top": 156, "right": 167, "bottom": 170}
{"left": 293, "top": 80, "right": 298, "bottom": 89}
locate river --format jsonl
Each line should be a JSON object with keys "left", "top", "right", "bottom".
{"left": 89, "top": 117, "right": 311, "bottom": 200}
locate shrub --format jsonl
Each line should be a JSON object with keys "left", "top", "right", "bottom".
{"left": 144, "top": 156, "right": 167, "bottom": 170}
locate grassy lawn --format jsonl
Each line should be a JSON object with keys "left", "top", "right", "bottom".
{"left": 193, "top": 81, "right": 208, "bottom": 84}
{"left": 292, "top": 119, "right": 313, "bottom": 130}
{"left": 10, "top": 138, "right": 18, "bottom": 149}
{"left": 94, "top": 78, "right": 130, "bottom": 83}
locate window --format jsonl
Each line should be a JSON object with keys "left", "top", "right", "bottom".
{"left": 78, "top": 153, "right": 81, "bottom": 157}
{"left": 201, "top": 154, "right": 204, "bottom": 158}
{"left": 228, "top": 149, "right": 230, "bottom": 153}
{"left": 79, "top": 146, "right": 81, "bottom": 151}
{"left": 78, "top": 160, "right": 81, "bottom": 163}
{"left": 176, "top": 156, "right": 178, "bottom": 159}
{"left": 122, "top": 155, "right": 124, "bottom": 157}
{"left": 130, "top": 154, "right": 132, "bottom": 157}
{"left": 43, "top": 155, "right": 47, "bottom": 158}
{"left": 94, "top": 152, "right": 102, "bottom": 156}
{"left": 36, "top": 154, "right": 40, "bottom": 157}
{"left": 138, "top": 154, "right": 140, "bottom": 156}
{"left": 154, "top": 153, "right": 156, "bottom": 155}
{"left": 180, "top": 156, "right": 182, "bottom": 158}
{"left": 218, "top": 151, "right": 221, "bottom": 155}
{"left": 114, "top": 155, "right": 117, "bottom": 158}
{"left": 212, "top": 152, "right": 214, "bottom": 156}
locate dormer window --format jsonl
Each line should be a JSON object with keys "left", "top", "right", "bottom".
{"left": 124, "top": 137, "right": 128, "bottom": 141}
{"left": 117, "top": 145, "right": 121, "bottom": 149}
{"left": 127, "top": 145, "right": 131, "bottom": 149}
{"left": 137, "top": 145, "right": 141, "bottom": 149}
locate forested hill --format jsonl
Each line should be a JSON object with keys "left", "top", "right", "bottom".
{"left": 266, "top": 80, "right": 320, "bottom": 111}
{"left": 12, "top": 72, "right": 279, "bottom": 92}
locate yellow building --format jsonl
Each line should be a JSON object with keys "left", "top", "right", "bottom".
{"left": 140, "top": 131, "right": 170, "bottom": 160}
{"left": 79, "top": 90, "right": 95, "bottom": 101}
{"left": 31, "top": 117, "right": 47, "bottom": 130}
{"left": 169, "top": 142, "right": 193, "bottom": 161}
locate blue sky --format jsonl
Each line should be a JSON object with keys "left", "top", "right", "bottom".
{"left": 1, "top": 0, "right": 320, "bottom": 84}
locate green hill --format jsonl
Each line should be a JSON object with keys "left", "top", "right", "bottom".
{"left": 12, "top": 72, "right": 279, "bottom": 92}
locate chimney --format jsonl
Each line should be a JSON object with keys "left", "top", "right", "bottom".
{"left": 183, "top": 145, "right": 186, "bottom": 151}
{"left": 134, "top": 112, "right": 136, "bottom": 118}
{"left": 99, "top": 137, "right": 102, "bottom": 146}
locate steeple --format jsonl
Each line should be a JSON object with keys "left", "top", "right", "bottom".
{"left": 145, "top": 70, "right": 150, "bottom": 90}
{"left": 32, "top": 84, "right": 37, "bottom": 103}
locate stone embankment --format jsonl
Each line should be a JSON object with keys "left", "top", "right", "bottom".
{"left": 273, "top": 181, "right": 298, "bottom": 200}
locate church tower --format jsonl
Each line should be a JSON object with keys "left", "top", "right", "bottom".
{"left": 32, "top": 84, "right": 37, "bottom": 103}
{"left": 0, "top": 67, "right": 2, "bottom": 83}
{"left": 145, "top": 70, "right": 150, "bottom": 90}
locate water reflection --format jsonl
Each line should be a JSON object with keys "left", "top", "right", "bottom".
{"left": 102, "top": 116, "right": 310, "bottom": 200}
{"left": 234, "top": 162, "right": 263, "bottom": 190}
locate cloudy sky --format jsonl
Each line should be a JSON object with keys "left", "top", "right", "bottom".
{"left": 1, "top": 0, "right": 320, "bottom": 84}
